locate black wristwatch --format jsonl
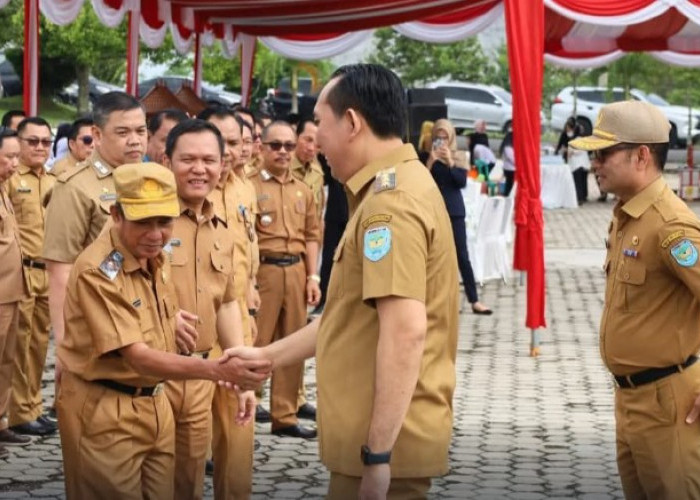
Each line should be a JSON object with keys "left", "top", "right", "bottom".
{"left": 360, "top": 445, "right": 391, "bottom": 465}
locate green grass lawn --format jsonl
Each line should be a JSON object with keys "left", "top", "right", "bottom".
{"left": 0, "top": 95, "right": 78, "bottom": 126}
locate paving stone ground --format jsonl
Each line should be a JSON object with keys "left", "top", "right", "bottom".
{"left": 2, "top": 172, "right": 697, "bottom": 499}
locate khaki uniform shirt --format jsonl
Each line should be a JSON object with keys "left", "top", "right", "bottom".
{"left": 211, "top": 172, "right": 259, "bottom": 297}
{"left": 167, "top": 199, "right": 236, "bottom": 352}
{"left": 59, "top": 226, "right": 178, "bottom": 386}
{"left": 42, "top": 152, "right": 117, "bottom": 263}
{"left": 244, "top": 157, "right": 262, "bottom": 179}
{"left": 316, "top": 143, "right": 459, "bottom": 477}
{"left": 50, "top": 152, "right": 78, "bottom": 177}
{"left": 601, "top": 176, "right": 700, "bottom": 375}
{"left": 0, "top": 183, "right": 25, "bottom": 304}
{"left": 250, "top": 169, "right": 320, "bottom": 255}
{"left": 8, "top": 165, "right": 56, "bottom": 259}
{"left": 291, "top": 155, "right": 325, "bottom": 222}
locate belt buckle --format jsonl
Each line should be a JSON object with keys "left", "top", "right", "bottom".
{"left": 152, "top": 383, "right": 164, "bottom": 396}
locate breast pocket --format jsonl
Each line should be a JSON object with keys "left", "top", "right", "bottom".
{"left": 211, "top": 249, "right": 232, "bottom": 275}
{"left": 138, "top": 303, "right": 159, "bottom": 348}
{"left": 170, "top": 246, "right": 188, "bottom": 268}
{"left": 617, "top": 263, "right": 646, "bottom": 312}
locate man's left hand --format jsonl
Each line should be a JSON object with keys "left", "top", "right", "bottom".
{"left": 235, "top": 389, "right": 256, "bottom": 426}
{"left": 686, "top": 393, "right": 700, "bottom": 424}
{"left": 359, "top": 464, "right": 390, "bottom": 500}
{"left": 306, "top": 280, "right": 321, "bottom": 306}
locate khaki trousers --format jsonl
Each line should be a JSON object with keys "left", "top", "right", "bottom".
{"left": 255, "top": 260, "right": 307, "bottom": 430}
{"left": 0, "top": 302, "right": 19, "bottom": 432}
{"left": 616, "top": 361, "right": 700, "bottom": 499}
{"left": 166, "top": 377, "right": 216, "bottom": 500}
{"left": 327, "top": 472, "right": 431, "bottom": 500}
{"left": 10, "top": 266, "right": 50, "bottom": 426}
{"left": 211, "top": 299, "right": 255, "bottom": 500}
{"left": 57, "top": 371, "right": 175, "bottom": 500}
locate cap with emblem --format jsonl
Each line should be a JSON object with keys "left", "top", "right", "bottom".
{"left": 569, "top": 100, "right": 671, "bottom": 151}
{"left": 114, "top": 162, "right": 180, "bottom": 221}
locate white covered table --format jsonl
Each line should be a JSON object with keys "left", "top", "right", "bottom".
{"left": 540, "top": 155, "right": 578, "bottom": 209}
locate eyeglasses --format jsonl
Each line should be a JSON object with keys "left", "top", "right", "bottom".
{"left": 253, "top": 134, "right": 261, "bottom": 141}
{"left": 263, "top": 141, "right": 296, "bottom": 152}
{"left": 78, "top": 136, "right": 93, "bottom": 146}
{"left": 19, "top": 137, "right": 53, "bottom": 148}
{"left": 591, "top": 144, "right": 639, "bottom": 163}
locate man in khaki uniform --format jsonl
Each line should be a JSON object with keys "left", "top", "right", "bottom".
{"left": 0, "top": 129, "right": 31, "bottom": 456}
{"left": 250, "top": 121, "right": 321, "bottom": 439}
{"left": 7, "top": 117, "right": 56, "bottom": 436}
{"left": 51, "top": 117, "right": 94, "bottom": 177}
{"left": 57, "top": 162, "right": 269, "bottom": 500}
{"left": 43, "top": 92, "right": 147, "bottom": 394}
{"left": 161, "top": 119, "right": 254, "bottom": 500}
{"left": 145, "top": 108, "right": 187, "bottom": 165}
{"left": 221, "top": 64, "right": 459, "bottom": 499}
{"left": 202, "top": 109, "right": 260, "bottom": 499}
{"left": 571, "top": 100, "right": 700, "bottom": 499}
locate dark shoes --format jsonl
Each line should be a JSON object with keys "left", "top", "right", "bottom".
{"left": 296, "top": 403, "right": 316, "bottom": 421}
{"left": 0, "top": 428, "right": 32, "bottom": 445}
{"left": 272, "top": 425, "right": 317, "bottom": 439}
{"left": 10, "top": 417, "right": 57, "bottom": 436}
{"left": 205, "top": 459, "right": 214, "bottom": 477}
{"left": 255, "top": 406, "right": 271, "bottom": 423}
{"left": 471, "top": 302, "right": 493, "bottom": 315}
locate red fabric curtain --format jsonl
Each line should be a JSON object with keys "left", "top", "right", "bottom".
{"left": 505, "top": 0, "right": 546, "bottom": 329}
{"left": 549, "top": 0, "right": 656, "bottom": 15}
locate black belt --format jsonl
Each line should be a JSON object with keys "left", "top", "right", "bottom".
{"left": 614, "top": 356, "right": 698, "bottom": 389}
{"left": 23, "top": 258, "right": 46, "bottom": 270}
{"left": 260, "top": 254, "right": 301, "bottom": 266}
{"left": 95, "top": 379, "right": 164, "bottom": 397}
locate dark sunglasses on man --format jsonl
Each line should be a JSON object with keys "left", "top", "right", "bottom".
{"left": 77, "top": 136, "right": 93, "bottom": 146}
{"left": 19, "top": 137, "right": 53, "bottom": 148}
{"left": 264, "top": 141, "right": 296, "bottom": 152}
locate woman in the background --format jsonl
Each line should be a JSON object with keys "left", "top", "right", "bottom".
{"left": 499, "top": 131, "right": 515, "bottom": 196}
{"left": 426, "top": 118, "right": 492, "bottom": 315}
{"left": 417, "top": 120, "right": 434, "bottom": 163}
{"left": 556, "top": 117, "right": 593, "bottom": 203}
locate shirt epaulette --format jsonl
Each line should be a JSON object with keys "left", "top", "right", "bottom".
{"left": 56, "top": 160, "right": 90, "bottom": 183}
{"left": 654, "top": 196, "right": 679, "bottom": 223}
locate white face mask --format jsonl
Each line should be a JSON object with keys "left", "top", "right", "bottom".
{"left": 566, "top": 131, "right": 574, "bottom": 138}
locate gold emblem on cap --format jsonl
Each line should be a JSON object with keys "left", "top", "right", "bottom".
{"left": 142, "top": 179, "right": 163, "bottom": 197}
{"left": 632, "top": 236, "right": 639, "bottom": 246}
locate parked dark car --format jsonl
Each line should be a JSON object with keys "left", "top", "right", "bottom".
{"left": 138, "top": 77, "right": 241, "bottom": 107}
{"left": 262, "top": 77, "right": 318, "bottom": 120}
{"left": 57, "top": 76, "right": 123, "bottom": 106}
{"left": 0, "top": 59, "right": 22, "bottom": 97}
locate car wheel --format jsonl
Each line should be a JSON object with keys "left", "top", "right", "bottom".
{"left": 669, "top": 123, "right": 679, "bottom": 149}
{"left": 576, "top": 117, "right": 592, "bottom": 136}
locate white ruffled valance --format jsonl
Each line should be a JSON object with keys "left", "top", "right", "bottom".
{"left": 544, "top": 50, "right": 625, "bottom": 69}
{"left": 650, "top": 49, "right": 700, "bottom": 66}
{"left": 40, "top": 0, "right": 84, "bottom": 25}
{"left": 394, "top": 2, "right": 503, "bottom": 43}
{"left": 543, "top": 0, "right": 672, "bottom": 26}
{"left": 259, "top": 30, "right": 373, "bottom": 60}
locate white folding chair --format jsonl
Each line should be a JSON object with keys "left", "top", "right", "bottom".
{"left": 473, "top": 196, "right": 512, "bottom": 284}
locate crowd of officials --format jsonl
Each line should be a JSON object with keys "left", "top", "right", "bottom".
{"left": 3, "top": 63, "right": 700, "bottom": 500}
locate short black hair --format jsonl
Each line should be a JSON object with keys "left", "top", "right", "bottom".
{"left": 165, "top": 119, "right": 224, "bottom": 159}
{"left": 326, "top": 64, "right": 406, "bottom": 139}
{"left": 1, "top": 110, "right": 26, "bottom": 128}
{"left": 237, "top": 116, "right": 253, "bottom": 136}
{"left": 261, "top": 120, "right": 294, "bottom": 142}
{"left": 69, "top": 117, "right": 95, "bottom": 141}
{"left": 93, "top": 91, "right": 144, "bottom": 129}
{"left": 0, "top": 126, "right": 18, "bottom": 149}
{"left": 296, "top": 119, "right": 315, "bottom": 137}
{"left": 148, "top": 108, "right": 188, "bottom": 134}
{"left": 16, "top": 116, "right": 51, "bottom": 136}
{"left": 646, "top": 142, "right": 669, "bottom": 171}
{"left": 197, "top": 106, "right": 242, "bottom": 134}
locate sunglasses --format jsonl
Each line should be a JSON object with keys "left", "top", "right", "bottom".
{"left": 78, "top": 135, "right": 93, "bottom": 146}
{"left": 591, "top": 144, "right": 639, "bottom": 163}
{"left": 19, "top": 137, "right": 53, "bottom": 148}
{"left": 264, "top": 141, "right": 296, "bottom": 152}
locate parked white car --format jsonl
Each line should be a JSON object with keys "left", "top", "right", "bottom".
{"left": 551, "top": 86, "right": 700, "bottom": 147}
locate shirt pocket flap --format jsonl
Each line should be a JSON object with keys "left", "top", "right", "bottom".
{"left": 211, "top": 250, "right": 231, "bottom": 274}
{"left": 333, "top": 236, "right": 346, "bottom": 262}
{"left": 170, "top": 247, "right": 188, "bottom": 267}
{"left": 618, "top": 264, "right": 646, "bottom": 285}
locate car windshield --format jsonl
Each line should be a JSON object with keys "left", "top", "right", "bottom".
{"left": 493, "top": 89, "right": 512, "bottom": 104}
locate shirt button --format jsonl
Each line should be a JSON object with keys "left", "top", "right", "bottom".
{"left": 624, "top": 273, "right": 630, "bottom": 279}
{"left": 197, "top": 288, "right": 202, "bottom": 293}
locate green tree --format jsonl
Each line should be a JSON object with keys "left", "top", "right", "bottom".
{"left": 368, "top": 28, "right": 495, "bottom": 87}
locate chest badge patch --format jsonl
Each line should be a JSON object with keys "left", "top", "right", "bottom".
{"left": 364, "top": 226, "right": 392, "bottom": 262}
{"left": 670, "top": 239, "right": 698, "bottom": 267}
{"left": 99, "top": 250, "right": 123, "bottom": 280}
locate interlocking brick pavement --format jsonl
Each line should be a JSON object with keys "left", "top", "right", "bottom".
{"left": 3, "top": 175, "right": 700, "bottom": 498}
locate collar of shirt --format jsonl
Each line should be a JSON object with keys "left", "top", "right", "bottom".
{"left": 261, "top": 168, "right": 295, "bottom": 184}
{"left": 178, "top": 196, "right": 225, "bottom": 227}
{"left": 345, "top": 143, "right": 417, "bottom": 197}
{"left": 620, "top": 176, "right": 666, "bottom": 219}
{"left": 17, "top": 163, "right": 45, "bottom": 176}
{"left": 108, "top": 225, "right": 163, "bottom": 275}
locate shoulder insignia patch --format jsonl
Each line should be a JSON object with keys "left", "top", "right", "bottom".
{"left": 374, "top": 167, "right": 396, "bottom": 193}
{"left": 670, "top": 239, "right": 698, "bottom": 267}
{"left": 661, "top": 230, "right": 685, "bottom": 249}
{"left": 362, "top": 214, "right": 392, "bottom": 229}
{"left": 260, "top": 169, "right": 272, "bottom": 181}
{"left": 92, "top": 160, "right": 111, "bottom": 178}
{"left": 99, "top": 250, "right": 123, "bottom": 280}
{"left": 364, "top": 226, "right": 392, "bottom": 262}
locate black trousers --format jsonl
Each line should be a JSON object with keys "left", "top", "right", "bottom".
{"left": 504, "top": 170, "right": 515, "bottom": 196}
{"left": 451, "top": 216, "right": 478, "bottom": 304}
{"left": 572, "top": 167, "right": 588, "bottom": 203}
{"left": 319, "top": 218, "right": 347, "bottom": 307}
